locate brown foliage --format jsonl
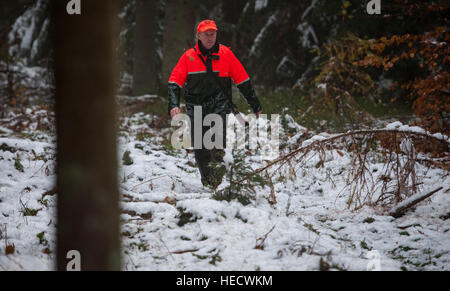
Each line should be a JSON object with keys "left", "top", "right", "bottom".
{"left": 0, "top": 104, "right": 55, "bottom": 133}
{"left": 357, "top": 26, "right": 450, "bottom": 133}
{"left": 307, "top": 34, "right": 377, "bottom": 122}
{"left": 5, "top": 244, "right": 15, "bottom": 255}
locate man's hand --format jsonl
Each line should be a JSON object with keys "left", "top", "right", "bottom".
{"left": 255, "top": 111, "right": 262, "bottom": 118}
{"left": 170, "top": 107, "right": 181, "bottom": 118}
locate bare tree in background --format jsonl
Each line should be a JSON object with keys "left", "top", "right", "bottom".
{"left": 161, "top": 0, "right": 195, "bottom": 95}
{"left": 133, "top": 0, "right": 158, "bottom": 96}
{"left": 221, "top": 0, "right": 247, "bottom": 48}
{"left": 52, "top": 0, "right": 121, "bottom": 271}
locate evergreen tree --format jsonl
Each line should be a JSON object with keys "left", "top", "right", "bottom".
{"left": 211, "top": 149, "right": 267, "bottom": 206}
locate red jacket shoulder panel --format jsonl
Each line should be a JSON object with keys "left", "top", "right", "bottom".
{"left": 226, "top": 47, "right": 250, "bottom": 85}
{"left": 219, "top": 44, "right": 231, "bottom": 54}
{"left": 168, "top": 52, "right": 188, "bottom": 87}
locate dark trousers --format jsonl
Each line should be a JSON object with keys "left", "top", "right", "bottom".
{"left": 189, "top": 112, "right": 227, "bottom": 185}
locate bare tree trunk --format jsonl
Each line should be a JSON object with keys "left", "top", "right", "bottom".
{"left": 160, "top": 0, "right": 195, "bottom": 95}
{"left": 52, "top": 0, "right": 121, "bottom": 271}
{"left": 221, "top": 0, "right": 247, "bottom": 48}
{"left": 133, "top": 0, "right": 158, "bottom": 96}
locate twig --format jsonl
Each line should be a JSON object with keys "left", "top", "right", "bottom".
{"left": 265, "top": 170, "right": 276, "bottom": 204}
{"left": 130, "top": 175, "right": 168, "bottom": 190}
{"left": 171, "top": 248, "right": 200, "bottom": 254}
{"left": 158, "top": 234, "right": 175, "bottom": 261}
{"left": 255, "top": 224, "right": 276, "bottom": 250}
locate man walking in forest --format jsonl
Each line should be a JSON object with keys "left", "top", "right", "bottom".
{"left": 168, "top": 19, "right": 262, "bottom": 188}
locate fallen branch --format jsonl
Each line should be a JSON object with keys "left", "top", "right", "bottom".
{"left": 225, "top": 127, "right": 449, "bottom": 210}
{"left": 237, "top": 128, "right": 449, "bottom": 185}
{"left": 389, "top": 186, "right": 443, "bottom": 218}
{"left": 171, "top": 248, "right": 200, "bottom": 254}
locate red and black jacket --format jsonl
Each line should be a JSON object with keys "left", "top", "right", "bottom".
{"left": 168, "top": 41, "right": 262, "bottom": 116}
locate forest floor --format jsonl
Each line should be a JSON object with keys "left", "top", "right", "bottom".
{"left": 0, "top": 102, "right": 449, "bottom": 271}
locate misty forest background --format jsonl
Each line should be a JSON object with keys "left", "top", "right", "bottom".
{"left": 1, "top": 0, "right": 448, "bottom": 133}
{"left": 0, "top": 0, "right": 449, "bottom": 270}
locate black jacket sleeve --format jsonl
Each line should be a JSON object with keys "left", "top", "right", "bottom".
{"left": 237, "top": 79, "right": 262, "bottom": 113}
{"left": 168, "top": 83, "right": 181, "bottom": 116}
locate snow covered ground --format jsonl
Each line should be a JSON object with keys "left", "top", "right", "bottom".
{"left": 0, "top": 106, "right": 449, "bottom": 271}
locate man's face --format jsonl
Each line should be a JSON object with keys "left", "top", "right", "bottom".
{"left": 198, "top": 29, "right": 217, "bottom": 50}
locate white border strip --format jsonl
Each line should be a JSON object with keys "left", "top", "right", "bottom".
{"left": 236, "top": 78, "right": 250, "bottom": 86}
{"left": 187, "top": 71, "right": 207, "bottom": 75}
{"left": 168, "top": 81, "right": 182, "bottom": 87}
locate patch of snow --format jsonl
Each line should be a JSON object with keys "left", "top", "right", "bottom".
{"left": 249, "top": 12, "right": 278, "bottom": 56}
{"left": 1, "top": 108, "right": 449, "bottom": 271}
{"left": 297, "top": 22, "right": 318, "bottom": 48}
{"left": 223, "top": 149, "right": 234, "bottom": 170}
{"left": 390, "top": 187, "right": 443, "bottom": 216}
{"left": 385, "top": 121, "right": 449, "bottom": 143}
{"left": 8, "top": 0, "right": 48, "bottom": 63}
{"left": 255, "top": 0, "right": 268, "bottom": 12}
{"left": 301, "top": 0, "right": 319, "bottom": 21}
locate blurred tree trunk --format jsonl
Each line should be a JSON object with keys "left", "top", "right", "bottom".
{"left": 221, "top": 0, "right": 247, "bottom": 48}
{"left": 160, "top": 0, "right": 195, "bottom": 95}
{"left": 133, "top": 0, "right": 158, "bottom": 96}
{"left": 52, "top": 0, "right": 121, "bottom": 271}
